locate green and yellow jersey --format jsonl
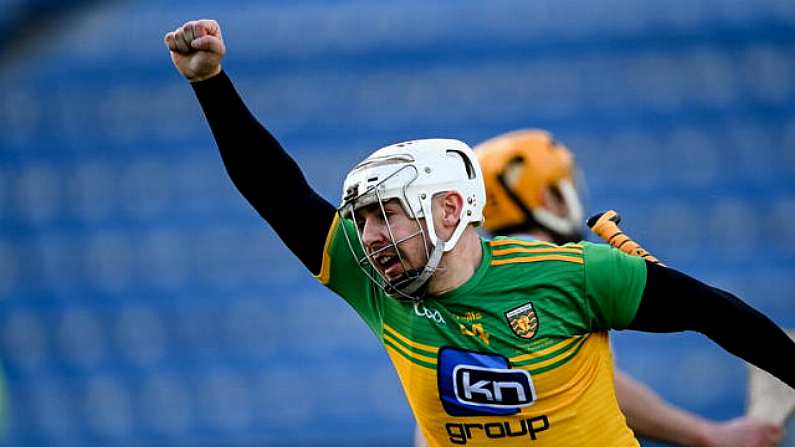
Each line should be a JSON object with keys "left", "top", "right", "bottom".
{"left": 316, "top": 215, "right": 647, "bottom": 447}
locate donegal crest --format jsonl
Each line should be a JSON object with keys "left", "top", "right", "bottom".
{"left": 505, "top": 302, "right": 539, "bottom": 339}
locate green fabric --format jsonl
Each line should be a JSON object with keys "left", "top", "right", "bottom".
{"left": 324, "top": 217, "right": 383, "bottom": 337}
{"left": 320, "top": 225, "right": 647, "bottom": 360}
{"left": 583, "top": 242, "right": 647, "bottom": 330}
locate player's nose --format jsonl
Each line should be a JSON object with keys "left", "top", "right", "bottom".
{"left": 361, "top": 216, "right": 387, "bottom": 248}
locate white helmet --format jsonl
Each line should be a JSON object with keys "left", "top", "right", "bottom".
{"left": 339, "top": 138, "right": 486, "bottom": 301}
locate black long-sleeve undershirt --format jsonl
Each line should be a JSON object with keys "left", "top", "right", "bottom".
{"left": 631, "top": 262, "right": 795, "bottom": 388}
{"left": 192, "top": 71, "right": 335, "bottom": 275}
{"left": 191, "top": 71, "right": 795, "bottom": 388}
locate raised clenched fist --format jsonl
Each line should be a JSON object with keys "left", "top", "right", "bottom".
{"left": 164, "top": 19, "right": 226, "bottom": 82}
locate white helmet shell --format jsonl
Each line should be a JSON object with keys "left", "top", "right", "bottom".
{"left": 341, "top": 138, "right": 485, "bottom": 251}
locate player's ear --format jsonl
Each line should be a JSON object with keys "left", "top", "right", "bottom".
{"left": 438, "top": 192, "right": 464, "bottom": 227}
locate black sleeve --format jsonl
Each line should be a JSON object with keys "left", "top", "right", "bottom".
{"left": 629, "top": 261, "right": 795, "bottom": 389}
{"left": 191, "top": 71, "right": 336, "bottom": 275}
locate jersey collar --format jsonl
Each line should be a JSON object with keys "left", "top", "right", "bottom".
{"left": 432, "top": 237, "right": 492, "bottom": 302}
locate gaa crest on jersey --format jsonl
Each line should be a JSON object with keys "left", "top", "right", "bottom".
{"left": 505, "top": 302, "right": 539, "bottom": 339}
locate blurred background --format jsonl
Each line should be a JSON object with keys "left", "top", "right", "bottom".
{"left": 0, "top": 0, "right": 793, "bottom": 446}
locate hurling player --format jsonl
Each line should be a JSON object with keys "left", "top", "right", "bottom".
{"left": 166, "top": 19, "right": 795, "bottom": 447}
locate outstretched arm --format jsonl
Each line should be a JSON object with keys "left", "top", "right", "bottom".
{"left": 629, "top": 262, "right": 795, "bottom": 390}
{"left": 591, "top": 209, "right": 793, "bottom": 387}
{"left": 165, "top": 20, "right": 335, "bottom": 274}
{"left": 588, "top": 212, "right": 785, "bottom": 445}
{"left": 615, "top": 370, "right": 782, "bottom": 447}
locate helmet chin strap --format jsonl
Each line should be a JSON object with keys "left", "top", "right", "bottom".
{"left": 399, "top": 239, "right": 446, "bottom": 296}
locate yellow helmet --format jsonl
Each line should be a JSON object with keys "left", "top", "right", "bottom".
{"left": 475, "top": 129, "right": 584, "bottom": 241}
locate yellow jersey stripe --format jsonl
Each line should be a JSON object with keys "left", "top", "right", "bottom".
{"left": 493, "top": 246, "right": 584, "bottom": 256}
{"left": 382, "top": 329, "right": 438, "bottom": 360}
{"left": 383, "top": 324, "right": 439, "bottom": 354}
{"left": 490, "top": 239, "right": 583, "bottom": 250}
{"left": 491, "top": 255, "right": 584, "bottom": 266}
{"left": 383, "top": 332, "right": 438, "bottom": 365}
{"left": 528, "top": 334, "right": 591, "bottom": 375}
{"left": 510, "top": 335, "right": 584, "bottom": 364}
{"left": 383, "top": 338, "right": 437, "bottom": 369}
{"left": 313, "top": 213, "right": 340, "bottom": 285}
{"left": 490, "top": 239, "right": 555, "bottom": 248}
{"left": 515, "top": 334, "right": 590, "bottom": 371}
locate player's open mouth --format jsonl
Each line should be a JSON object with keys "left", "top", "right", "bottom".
{"left": 374, "top": 252, "right": 404, "bottom": 279}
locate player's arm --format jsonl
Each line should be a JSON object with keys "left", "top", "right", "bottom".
{"left": 615, "top": 370, "right": 783, "bottom": 447}
{"left": 629, "top": 262, "right": 795, "bottom": 390}
{"left": 165, "top": 19, "right": 335, "bottom": 275}
{"left": 588, "top": 212, "right": 787, "bottom": 443}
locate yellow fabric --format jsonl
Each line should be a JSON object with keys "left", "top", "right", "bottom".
{"left": 313, "top": 213, "right": 340, "bottom": 285}
{"left": 387, "top": 330, "right": 638, "bottom": 447}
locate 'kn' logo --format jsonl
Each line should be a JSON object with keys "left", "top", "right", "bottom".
{"left": 453, "top": 365, "right": 534, "bottom": 408}
{"left": 414, "top": 303, "right": 446, "bottom": 325}
{"left": 438, "top": 347, "right": 536, "bottom": 416}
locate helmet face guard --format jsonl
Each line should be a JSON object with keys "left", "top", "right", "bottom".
{"left": 338, "top": 165, "right": 434, "bottom": 301}
{"left": 339, "top": 139, "right": 485, "bottom": 301}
